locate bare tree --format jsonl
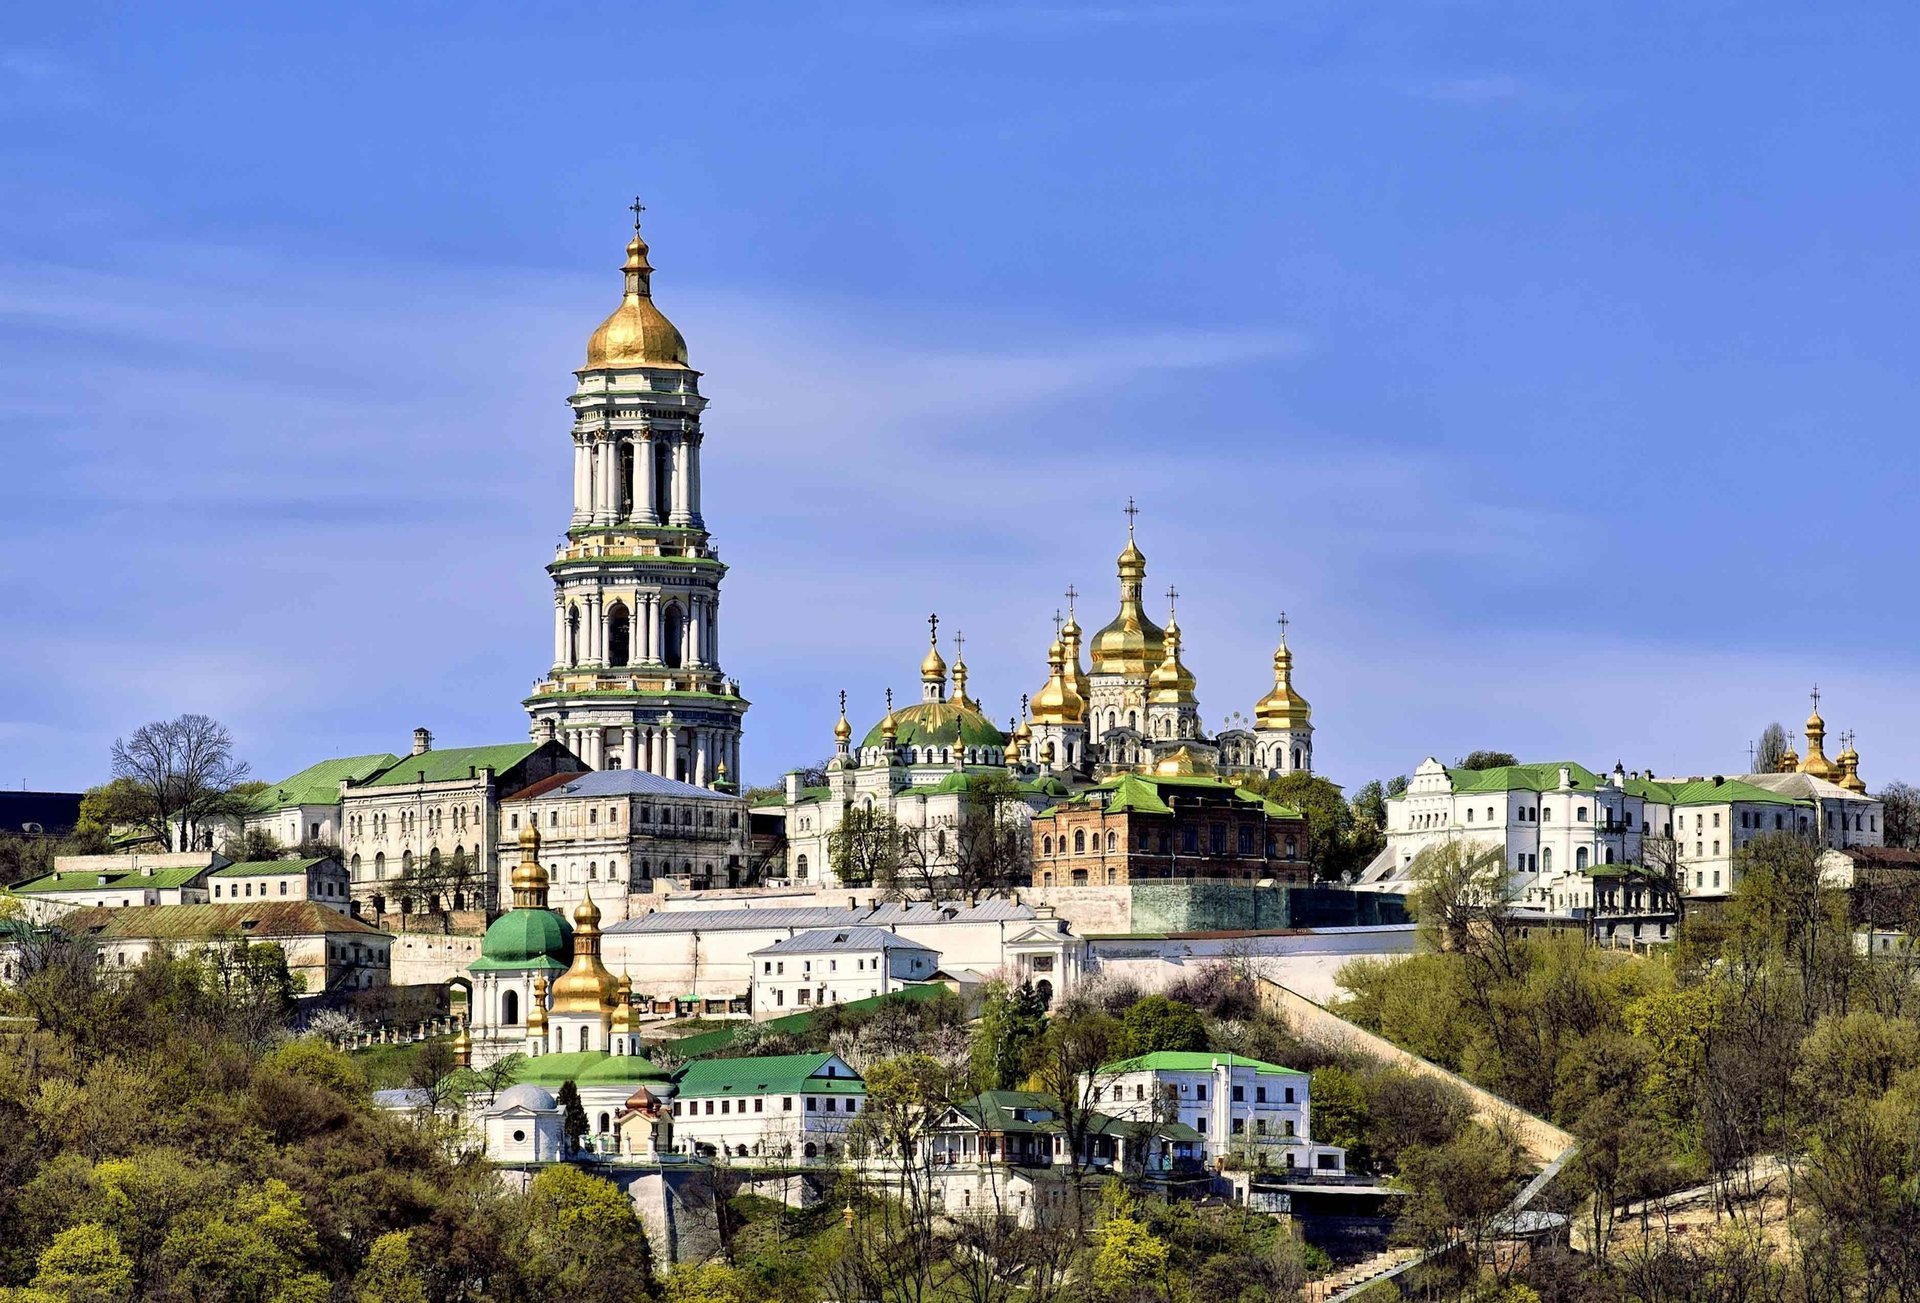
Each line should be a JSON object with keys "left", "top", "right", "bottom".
{"left": 952, "top": 774, "right": 1033, "bottom": 896}
{"left": 1878, "top": 781, "right": 1920, "bottom": 850}
{"left": 110, "top": 713, "right": 251, "bottom": 852}
{"left": 1755, "top": 722, "right": 1791, "bottom": 775}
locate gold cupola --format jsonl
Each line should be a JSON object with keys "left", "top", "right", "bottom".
{"left": 920, "top": 615, "right": 948, "bottom": 702}
{"left": 1030, "top": 636, "right": 1085, "bottom": 725}
{"left": 1254, "top": 630, "right": 1312, "bottom": 730}
{"left": 583, "top": 211, "right": 690, "bottom": 371}
{"left": 1060, "top": 593, "right": 1092, "bottom": 708}
{"left": 880, "top": 688, "right": 899, "bottom": 747}
{"left": 510, "top": 821, "right": 550, "bottom": 910}
{"left": 1003, "top": 717, "right": 1022, "bottom": 766}
{"left": 549, "top": 890, "right": 622, "bottom": 1016}
{"left": 527, "top": 975, "right": 549, "bottom": 1036}
{"left": 950, "top": 630, "right": 976, "bottom": 710}
{"left": 1149, "top": 611, "right": 1198, "bottom": 706}
{"left": 1798, "top": 689, "right": 1837, "bottom": 780}
{"left": 1777, "top": 736, "right": 1801, "bottom": 773}
{"left": 611, "top": 973, "right": 635, "bottom": 1035}
{"left": 1838, "top": 732, "right": 1867, "bottom": 793}
{"left": 834, "top": 689, "right": 854, "bottom": 747}
{"left": 1090, "top": 511, "right": 1165, "bottom": 676}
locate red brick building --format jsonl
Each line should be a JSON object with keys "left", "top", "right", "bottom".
{"left": 1030, "top": 771, "right": 1309, "bottom": 887}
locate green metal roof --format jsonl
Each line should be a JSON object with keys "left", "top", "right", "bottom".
{"left": 1665, "top": 778, "right": 1810, "bottom": 807}
{"left": 950, "top": 1090, "right": 1064, "bottom": 1134}
{"left": 1038, "top": 773, "right": 1302, "bottom": 820}
{"left": 1102, "top": 1050, "right": 1309, "bottom": 1078}
{"left": 250, "top": 753, "right": 400, "bottom": 811}
{"left": 859, "top": 700, "right": 1007, "bottom": 751}
{"left": 210, "top": 857, "right": 329, "bottom": 878}
{"left": 13, "top": 866, "right": 209, "bottom": 894}
{"left": 673, "top": 1052, "right": 862, "bottom": 1098}
{"left": 475, "top": 907, "right": 573, "bottom": 969}
{"left": 363, "top": 744, "right": 541, "bottom": 788}
{"left": 509, "top": 1050, "right": 671, "bottom": 1088}
{"left": 660, "top": 984, "right": 948, "bottom": 1059}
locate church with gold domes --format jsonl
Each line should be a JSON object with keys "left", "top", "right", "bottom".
{"left": 773, "top": 512, "right": 1319, "bottom": 888}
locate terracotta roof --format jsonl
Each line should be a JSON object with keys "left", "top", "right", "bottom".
{"left": 59, "top": 902, "right": 386, "bottom": 940}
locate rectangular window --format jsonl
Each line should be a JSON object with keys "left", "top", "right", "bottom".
{"left": 1181, "top": 827, "right": 1199, "bottom": 854}
{"left": 1196, "top": 1117, "right": 1207, "bottom": 1133}
{"left": 720, "top": 1100, "right": 730, "bottom": 1114}
{"left": 807, "top": 1098, "right": 817, "bottom": 1111}
{"left": 783, "top": 1098, "right": 793, "bottom": 1112}
{"left": 1196, "top": 1084, "right": 1207, "bottom": 1101}
{"left": 1284, "top": 1087, "right": 1295, "bottom": 1104}
{"left": 1232, "top": 1085, "right": 1244, "bottom": 1102}
{"left": 1232, "top": 1118, "right": 1245, "bottom": 1135}
{"left": 1713, "top": 812, "right": 1721, "bottom": 828}
{"left": 754, "top": 1099, "right": 763, "bottom": 1113}
{"left": 704, "top": 1101, "right": 714, "bottom": 1115}
{"left": 1256, "top": 1086, "right": 1267, "bottom": 1103}
{"left": 1284, "top": 1120, "right": 1296, "bottom": 1137}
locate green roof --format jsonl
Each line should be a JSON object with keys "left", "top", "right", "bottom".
{"left": 474, "top": 907, "right": 573, "bottom": 970}
{"left": 859, "top": 700, "right": 1007, "bottom": 751}
{"left": 674, "top": 1052, "right": 862, "bottom": 1098}
{"left": 58, "top": 901, "right": 384, "bottom": 940}
{"left": 660, "top": 983, "right": 950, "bottom": 1059}
{"left": 509, "top": 1050, "right": 671, "bottom": 1088}
{"left": 13, "top": 866, "right": 209, "bottom": 894}
{"left": 211, "top": 857, "right": 329, "bottom": 878}
{"left": 1102, "top": 1050, "right": 1308, "bottom": 1078}
{"left": 1038, "top": 773, "right": 1302, "bottom": 821}
{"left": 951, "top": 1090, "right": 1065, "bottom": 1134}
{"left": 363, "top": 744, "right": 542, "bottom": 788}
{"left": 1665, "top": 778, "right": 1809, "bottom": 807}
{"left": 250, "top": 753, "right": 400, "bottom": 812}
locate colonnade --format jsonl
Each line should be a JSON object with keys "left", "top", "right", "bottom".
{"left": 559, "top": 723, "right": 739, "bottom": 786}
{"left": 552, "top": 591, "right": 718, "bottom": 671}
{"left": 570, "top": 428, "right": 703, "bottom": 528}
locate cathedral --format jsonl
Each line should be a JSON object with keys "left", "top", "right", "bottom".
{"left": 523, "top": 206, "right": 747, "bottom": 788}
{"left": 775, "top": 514, "right": 1318, "bottom": 886}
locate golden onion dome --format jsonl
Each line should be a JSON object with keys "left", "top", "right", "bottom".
{"left": 549, "top": 890, "right": 622, "bottom": 1015}
{"left": 1090, "top": 533, "right": 1165, "bottom": 676}
{"left": 1030, "top": 638, "right": 1085, "bottom": 726}
{"left": 583, "top": 229, "right": 690, "bottom": 370}
{"left": 611, "top": 974, "right": 635, "bottom": 1032}
{"left": 1254, "top": 640, "right": 1311, "bottom": 730}
{"left": 1003, "top": 719, "right": 1021, "bottom": 766}
{"left": 508, "top": 823, "right": 550, "bottom": 908}
{"left": 921, "top": 637, "right": 948, "bottom": 686}
{"left": 1149, "top": 619, "right": 1198, "bottom": 705}
{"left": 527, "top": 975, "right": 549, "bottom": 1030}
{"left": 1777, "top": 741, "right": 1801, "bottom": 773}
{"left": 834, "top": 694, "right": 854, "bottom": 744}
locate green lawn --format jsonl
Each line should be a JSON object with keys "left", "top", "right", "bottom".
{"left": 351, "top": 1035, "right": 451, "bottom": 1090}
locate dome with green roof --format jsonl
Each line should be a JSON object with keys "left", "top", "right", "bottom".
{"left": 473, "top": 908, "right": 573, "bottom": 972}
{"left": 860, "top": 699, "right": 1006, "bottom": 752}
{"left": 510, "top": 1049, "right": 671, "bottom": 1088}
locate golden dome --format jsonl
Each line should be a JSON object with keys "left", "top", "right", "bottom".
{"left": 1090, "top": 531, "right": 1165, "bottom": 676}
{"left": 583, "top": 230, "right": 690, "bottom": 370}
{"left": 611, "top": 974, "right": 634, "bottom": 1032}
{"left": 509, "top": 824, "right": 550, "bottom": 908}
{"left": 1777, "top": 741, "right": 1801, "bottom": 773}
{"left": 550, "top": 889, "right": 622, "bottom": 1016}
{"left": 1031, "top": 637, "right": 1085, "bottom": 726}
{"left": 834, "top": 712, "right": 853, "bottom": 744}
{"left": 527, "top": 975, "right": 549, "bottom": 1030}
{"left": 1003, "top": 719, "right": 1021, "bottom": 766}
{"left": 1149, "top": 618, "right": 1198, "bottom": 706}
{"left": 921, "top": 634, "right": 948, "bottom": 687}
{"left": 1838, "top": 733, "right": 1867, "bottom": 793}
{"left": 1254, "top": 639, "right": 1311, "bottom": 730}
{"left": 1148, "top": 745, "right": 1214, "bottom": 777}
{"left": 1799, "top": 697, "right": 1837, "bottom": 779}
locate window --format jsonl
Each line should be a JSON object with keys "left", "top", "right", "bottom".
{"left": 1195, "top": 1084, "right": 1207, "bottom": 1101}
{"left": 1577, "top": 806, "right": 1588, "bottom": 822}
{"left": 1284, "top": 1087, "right": 1294, "bottom": 1103}
{"left": 1256, "top": 1086, "right": 1267, "bottom": 1103}
{"left": 1073, "top": 830, "right": 1085, "bottom": 853}
{"left": 1232, "top": 1085, "right": 1244, "bottom": 1102}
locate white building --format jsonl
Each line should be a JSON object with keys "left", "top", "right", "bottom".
{"left": 55, "top": 901, "right": 391, "bottom": 994}
{"left": 1091, "top": 1051, "right": 1345, "bottom": 1175}
{"left": 749, "top": 926, "right": 938, "bottom": 1013}
{"left": 500, "top": 769, "right": 750, "bottom": 918}
{"left": 668, "top": 1052, "right": 865, "bottom": 1162}
{"left": 10, "top": 852, "right": 219, "bottom": 922}
{"left": 239, "top": 752, "right": 400, "bottom": 852}
{"left": 206, "top": 857, "right": 352, "bottom": 912}
{"left": 483, "top": 1084, "right": 569, "bottom": 1164}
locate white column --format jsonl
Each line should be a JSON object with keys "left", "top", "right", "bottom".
{"left": 688, "top": 597, "right": 704, "bottom": 665}
{"left": 571, "top": 437, "right": 590, "bottom": 524}
{"left": 665, "top": 727, "right": 680, "bottom": 780}
{"left": 688, "top": 434, "right": 703, "bottom": 525}
{"left": 644, "top": 728, "right": 658, "bottom": 775}
{"left": 622, "top": 728, "right": 638, "bottom": 770}
{"left": 707, "top": 597, "right": 718, "bottom": 665}
{"left": 670, "top": 436, "right": 692, "bottom": 526}
{"left": 636, "top": 432, "right": 657, "bottom": 524}
{"left": 585, "top": 593, "right": 602, "bottom": 665}
{"left": 693, "top": 731, "right": 708, "bottom": 787}
{"left": 552, "top": 595, "right": 567, "bottom": 668}
{"left": 650, "top": 598, "right": 664, "bottom": 664}
{"left": 594, "top": 437, "right": 615, "bottom": 524}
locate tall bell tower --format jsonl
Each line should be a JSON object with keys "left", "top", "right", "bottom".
{"left": 523, "top": 204, "right": 748, "bottom": 787}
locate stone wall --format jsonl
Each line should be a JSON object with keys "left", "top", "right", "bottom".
{"left": 390, "top": 933, "right": 483, "bottom": 987}
{"left": 1018, "top": 881, "right": 1290, "bottom": 935}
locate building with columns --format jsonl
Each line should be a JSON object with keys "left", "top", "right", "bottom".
{"left": 523, "top": 212, "right": 748, "bottom": 789}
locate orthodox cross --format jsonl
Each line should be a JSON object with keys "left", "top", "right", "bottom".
{"left": 952, "top": 630, "right": 965, "bottom": 663}
{"left": 838, "top": 688, "right": 847, "bottom": 717}
{"left": 1053, "top": 609, "right": 1064, "bottom": 638}
{"left": 1810, "top": 683, "right": 1822, "bottom": 713}
{"left": 1064, "top": 583, "right": 1079, "bottom": 616}
{"left": 1165, "top": 584, "right": 1180, "bottom": 616}
{"left": 1747, "top": 741, "right": 1757, "bottom": 770}
{"left": 885, "top": 687, "right": 894, "bottom": 713}
{"left": 928, "top": 612, "right": 940, "bottom": 646}
{"left": 1277, "top": 611, "right": 1290, "bottom": 642}
{"left": 1021, "top": 693, "right": 1031, "bottom": 719}
{"left": 629, "top": 196, "right": 647, "bottom": 231}
{"left": 1123, "top": 497, "right": 1140, "bottom": 535}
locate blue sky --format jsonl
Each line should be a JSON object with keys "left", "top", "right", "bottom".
{"left": 3, "top": 1, "right": 1917, "bottom": 795}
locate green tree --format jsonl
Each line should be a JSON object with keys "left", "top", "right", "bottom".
{"left": 1308, "top": 1066, "right": 1371, "bottom": 1166}
{"left": 1459, "top": 751, "right": 1519, "bottom": 770}
{"left": 30, "top": 1224, "right": 133, "bottom": 1303}
{"left": 1092, "top": 1209, "right": 1169, "bottom": 1301}
{"left": 664, "top": 1261, "right": 755, "bottom": 1303}
{"left": 970, "top": 980, "right": 1048, "bottom": 1091}
{"left": 826, "top": 807, "right": 902, "bottom": 888}
{"left": 557, "top": 1080, "right": 590, "bottom": 1154}
{"left": 1879, "top": 781, "right": 1920, "bottom": 850}
{"left": 1112, "top": 994, "right": 1208, "bottom": 1059}
{"left": 521, "top": 1165, "right": 656, "bottom": 1303}
{"left": 353, "top": 1231, "right": 427, "bottom": 1303}
{"left": 1236, "top": 772, "right": 1362, "bottom": 880}
{"left": 1754, "top": 723, "right": 1790, "bottom": 775}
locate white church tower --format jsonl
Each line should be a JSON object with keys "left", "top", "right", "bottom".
{"left": 525, "top": 203, "right": 748, "bottom": 787}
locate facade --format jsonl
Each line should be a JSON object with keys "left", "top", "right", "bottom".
{"left": 1091, "top": 1051, "right": 1345, "bottom": 1175}
{"left": 500, "top": 768, "right": 750, "bottom": 917}
{"left": 522, "top": 216, "right": 748, "bottom": 787}
{"left": 240, "top": 752, "right": 400, "bottom": 851}
{"left": 599, "top": 897, "right": 1087, "bottom": 1007}
{"left": 668, "top": 1052, "right": 865, "bottom": 1161}
{"left": 338, "top": 730, "right": 585, "bottom": 917}
{"left": 749, "top": 926, "right": 938, "bottom": 1013}
{"left": 11, "top": 852, "right": 219, "bottom": 922}
{"left": 56, "top": 901, "right": 391, "bottom": 994}
{"left": 207, "top": 857, "right": 352, "bottom": 912}
{"left": 1029, "top": 766, "right": 1310, "bottom": 887}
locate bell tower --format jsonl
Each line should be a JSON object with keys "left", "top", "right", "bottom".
{"left": 523, "top": 204, "right": 748, "bottom": 786}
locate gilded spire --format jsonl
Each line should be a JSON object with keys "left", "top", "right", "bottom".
{"left": 1003, "top": 717, "right": 1022, "bottom": 766}
{"left": 1838, "top": 730, "right": 1867, "bottom": 793}
{"left": 1254, "top": 612, "right": 1311, "bottom": 730}
{"left": 1149, "top": 587, "right": 1197, "bottom": 706}
{"left": 1090, "top": 501, "right": 1165, "bottom": 676}
{"left": 527, "top": 975, "right": 549, "bottom": 1035}
{"left": 834, "top": 689, "right": 853, "bottom": 747}
{"left": 1799, "top": 685, "right": 1837, "bottom": 779}
{"left": 584, "top": 203, "right": 690, "bottom": 369}
{"left": 950, "top": 629, "right": 974, "bottom": 709}
{"left": 920, "top": 613, "right": 948, "bottom": 702}
{"left": 510, "top": 822, "right": 550, "bottom": 910}
{"left": 1030, "top": 633, "right": 1084, "bottom": 725}
{"left": 549, "top": 888, "right": 621, "bottom": 1016}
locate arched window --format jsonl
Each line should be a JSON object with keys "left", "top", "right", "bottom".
{"left": 580, "top": 1027, "right": 590, "bottom": 1052}
{"left": 1073, "top": 830, "right": 1086, "bottom": 853}
{"left": 567, "top": 604, "right": 581, "bottom": 667}
{"left": 502, "top": 989, "right": 519, "bottom": 1025}
{"left": 662, "top": 603, "right": 685, "bottom": 669}
{"left": 1542, "top": 846, "right": 1553, "bottom": 873}
{"left": 1576, "top": 847, "right": 1589, "bottom": 871}
{"left": 401, "top": 850, "right": 413, "bottom": 873}
{"left": 1292, "top": 747, "right": 1302, "bottom": 770}
{"left": 1043, "top": 836, "right": 1054, "bottom": 856}
{"left": 1128, "top": 711, "right": 1138, "bottom": 730}
{"left": 1106, "top": 831, "right": 1116, "bottom": 851}
{"left": 599, "top": 1111, "right": 612, "bottom": 1134}
{"left": 350, "top": 853, "right": 361, "bottom": 880}
{"left": 588, "top": 862, "right": 598, "bottom": 880}
{"left": 1605, "top": 848, "right": 1616, "bottom": 864}
{"left": 607, "top": 602, "right": 631, "bottom": 666}
{"left": 1284, "top": 836, "right": 1297, "bottom": 859}
{"left": 796, "top": 854, "right": 810, "bottom": 879}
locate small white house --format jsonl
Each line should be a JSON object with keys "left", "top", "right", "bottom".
{"left": 749, "top": 927, "right": 938, "bottom": 1014}
{"left": 207, "top": 857, "right": 353, "bottom": 912}
{"left": 669, "top": 1052, "right": 865, "bottom": 1162}
{"left": 484, "top": 1083, "right": 568, "bottom": 1163}
{"left": 1090, "top": 1051, "right": 1345, "bottom": 1175}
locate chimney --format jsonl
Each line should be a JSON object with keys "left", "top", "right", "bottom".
{"left": 536, "top": 717, "right": 557, "bottom": 745}
{"left": 412, "top": 727, "right": 432, "bottom": 756}
{"left": 1558, "top": 766, "right": 1572, "bottom": 790}
{"left": 784, "top": 771, "right": 802, "bottom": 802}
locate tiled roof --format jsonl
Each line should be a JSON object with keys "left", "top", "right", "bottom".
{"left": 210, "top": 857, "right": 330, "bottom": 878}
{"left": 750, "top": 926, "right": 936, "bottom": 956}
{"left": 672, "top": 1052, "right": 862, "bottom": 1098}
{"left": 58, "top": 901, "right": 386, "bottom": 940}
{"left": 511, "top": 769, "right": 736, "bottom": 802}
{"left": 361, "top": 744, "right": 541, "bottom": 788}
{"left": 250, "top": 754, "right": 400, "bottom": 811}
{"left": 1102, "top": 1050, "right": 1308, "bottom": 1077}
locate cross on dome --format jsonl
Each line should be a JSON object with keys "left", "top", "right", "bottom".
{"left": 1278, "top": 611, "right": 1290, "bottom": 643}
{"left": 1123, "top": 497, "right": 1140, "bottom": 535}
{"left": 629, "top": 196, "right": 647, "bottom": 231}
